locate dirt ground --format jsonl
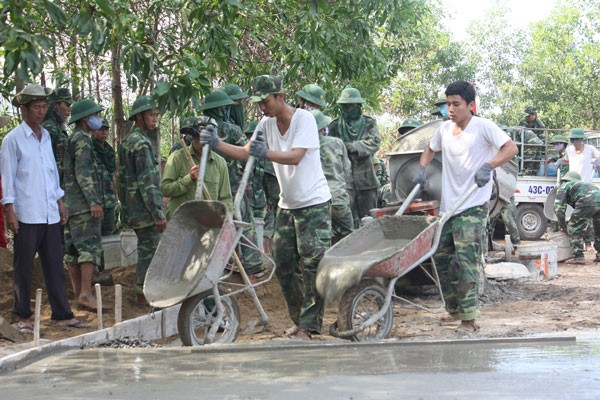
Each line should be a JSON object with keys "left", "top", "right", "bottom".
{"left": 1, "top": 246, "right": 599, "bottom": 346}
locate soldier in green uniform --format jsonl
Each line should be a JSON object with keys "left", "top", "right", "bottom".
{"left": 202, "top": 89, "right": 264, "bottom": 276}
{"left": 397, "top": 117, "right": 422, "bottom": 137}
{"left": 262, "top": 157, "right": 280, "bottom": 255}
{"left": 372, "top": 155, "right": 389, "bottom": 187}
{"left": 554, "top": 171, "right": 600, "bottom": 264}
{"left": 63, "top": 99, "right": 104, "bottom": 310}
{"left": 43, "top": 88, "right": 74, "bottom": 186}
{"left": 311, "top": 109, "right": 353, "bottom": 243}
{"left": 243, "top": 121, "right": 268, "bottom": 252}
{"left": 519, "top": 105, "right": 546, "bottom": 139}
{"left": 514, "top": 127, "right": 544, "bottom": 175}
{"left": 297, "top": 84, "right": 327, "bottom": 111}
{"left": 430, "top": 97, "right": 448, "bottom": 119}
{"left": 161, "top": 116, "right": 232, "bottom": 219}
{"left": 328, "top": 87, "right": 380, "bottom": 227}
{"left": 221, "top": 83, "right": 249, "bottom": 131}
{"left": 546, "top": 134, "right": 568, "bottom": 178}
{"left": 91, "top": 119, "right": 116, "bottom": 235}
{"left": 118, "top": 95, "right": 166, "bottom": 306}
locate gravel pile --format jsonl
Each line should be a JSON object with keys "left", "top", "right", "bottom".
{"left": 96, "top": 336, "right": 163, "bottom": 349}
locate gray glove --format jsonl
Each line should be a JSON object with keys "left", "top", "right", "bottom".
{"left": 412, "top": 167, "right": 427, "bottom": 186}
{"left": 200, "top": 125, "right": 220, "bottom": 149}
{"left": 474, "top": 162, "right": 493, "bottom": 187}
{"left": 249, "top": 131, "right": 267, "bottom": 160}
{"left": 555, "top": 158, "right": 564, "bottom": 169}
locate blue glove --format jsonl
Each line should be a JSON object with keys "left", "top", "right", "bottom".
{"left": 474, "top": 162, "right": 493, "bottom": 187}
{"left": 593, "top": 159, "right": 600, "bottom": 168}
{"left": 249, "top": 131, "right": 267, "bottom": 160}
{"left": 199, "top": 125, "right": 220, "bottom": 149}
{"left": 412, "top": 167, "right": 427, "bottom": 186}
{"left": 555, "top": 158, "right": 564, "bottom": 169}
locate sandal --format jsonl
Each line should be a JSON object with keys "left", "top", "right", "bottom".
{"left": 292, "top": 329, "right": 312, "bottom": 340}
{"left": 55, "top": 319, "right": 91, "bottom": 329}
{"left": 15, "top": 321, "right": 34, "bottom": 335}
{"left": 283, "top": 325, "right": 299, "bottom": 337}
{"left": 566, "top": 258, "right": 587, "bottom": 265}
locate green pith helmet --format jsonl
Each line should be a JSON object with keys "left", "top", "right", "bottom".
{"left": 336, "top": 87, "right": 365, "bottom": 104}
{"left": 201, "top": 89, "right": 234, "bottom": 111}
{"left": 68, "top": 99, "right": 103, "bottom": 124}
{"left": 434, "top": 97, "right": 446, "bottom": 106}
{"left": 549, "top": 134, "right": 568, "bottom": 144}
{"left": 569, "top": 128, "right": 586, "bottom": 139}
{"left": 401, "top": 118, "right": 422, "bottom": 129}
{"left": 561, "top": 171, "right": 582, "bottom": 182}
{"left": 244, "top": 120, "right": 258, "bottom": 135}
{"left": 180, "top": 116, "right": 197, "bottom": 133}
{"left": 49, "top": 88, "right": 74, "bottom": 105}
{"left": 128, "top": 95, "right": 154, "bottom": 121}
{"left": 309, "top": 109, "right": 332, "bottom": 130}
{"left": 180, "top": 116, "right": 218, "bottom": 135}
{"left": 297, "top": 84, "right": 326, "bottom": 107}
{"left": 524, "top": 105, "right": 537, "bottom": 114}
{"left": 221, "top": 84, "right": 249, "bottom": 101}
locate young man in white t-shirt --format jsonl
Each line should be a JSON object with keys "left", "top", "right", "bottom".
{"left": 413, "top": 80, "right": 518, "bottom": 334}
{"left": 201, "top": 75, "right": 332, "bottom": 340}
{"left": 564, "top": 128, "right": 600, "bottom": 182}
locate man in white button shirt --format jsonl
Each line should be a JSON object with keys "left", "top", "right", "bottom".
{"left": 1, "top": 84, "right": 89, "bottom": 334}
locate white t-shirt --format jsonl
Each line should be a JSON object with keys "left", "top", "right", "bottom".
{"left": 565, "top": 144, "right": 600, "bottom": 182}
{"left": 429, "top": 116, "right": 510, "bottom": 214}
{"left": 256, "top": 109, "right": 331, "bottom": 209}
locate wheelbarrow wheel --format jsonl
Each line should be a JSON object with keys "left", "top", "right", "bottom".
{"left": 178, "top": 289, "right": 240, "bottom": 346}
{"left": 337, "top": 279, "right": 393, "bottom": 342}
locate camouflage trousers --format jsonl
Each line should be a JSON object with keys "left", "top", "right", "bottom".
{"left": 331, "top": 203, "right": 354, "bottom": 243}
{"left": 567, "top": 205, "right": 600, "bottom": 259}
{"left": 349, "top": 188, "right": 377, "bottom": 228}
{"left": 434, "top": 205, "right": 487, "bottom": 321}
{"left": 134, "top": 225, "right": 161, "bottom": 294}
{"left": 64, "top": 212, "right": 102, "bottom": 267}
{"left": 240, "top": 196, "right": 263, "bottom": 274}
{"left": 273, "top": 201, "right": 331, "bottom": 333}
{"left": 488, "top": 198, "right": 520, "bottom": 245}
{"left": 101, "top": 207, "right": 116, "bottom": 236}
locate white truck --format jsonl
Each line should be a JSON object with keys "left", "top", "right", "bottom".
{"left": 513, "top": 129, "right": 600, "bottom": 240}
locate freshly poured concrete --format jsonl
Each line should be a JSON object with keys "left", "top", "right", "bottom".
{"left": 2, "top": 337, "right": 599, "bottom": 399}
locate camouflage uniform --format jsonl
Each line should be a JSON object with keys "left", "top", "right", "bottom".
{"left": 43, "top": 109, "right": 69, "bottom": 186}
{"left": 262, "top": 160, "right": 280, "bottom": 240}
{"left": 488, "top": 196, "right": 520, "bottom": 245}
{"left": 118, "top": 126, "right": 165, "bottom": 293}
{"left": 319, "top": 134, "right": 353, "bottom": 240}
{"left": 516, "top": 129, "right": 544, "bottom": 175}
{"left": 373, "top": 156, "right": 389, "bottom": 187}
{"left": 93, "top": 138, "right": 116, "bottom": 235}
{"left": 274, "top": 201, "right": 331, "bottom": 333}
{"left": 435, "top": 205, "right": 487, "bottom": 320}
{"left": 63, "top": 126, "right": 103, "bottom": 267}
{"left": 554, "top": 180, "right": 600, "bottom": 259}
{"left": 329, "top": 115, "right": 380, "bottom": 226}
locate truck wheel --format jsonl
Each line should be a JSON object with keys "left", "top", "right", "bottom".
{"left": 516, "top": 204, "right": 547, "bottom": 240}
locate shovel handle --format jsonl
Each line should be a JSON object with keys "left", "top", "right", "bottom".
{"left": 233, "top": 130, "right": 260, "bottom": 221}
{"left": 180, "top": 139, "right": 195, "bottom": 168}
{"left": 195, "top": 144, "right": 210, "bottom": 201}
{"left": 395, "top": 183, "right": 421, "bottom": 216}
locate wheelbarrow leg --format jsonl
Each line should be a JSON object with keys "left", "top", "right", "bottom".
{"left": 234, "top": 253, "right": 270, "bottom": 326}
{"left": 206, "top": 285, "right": 225, "bottom": 344}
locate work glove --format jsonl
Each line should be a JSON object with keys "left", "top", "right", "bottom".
{"left": 412, "top": 166, "right": 427, "bottom": 187}
{"left": 474, "top": 162, "right": 493, "bottom": 187}
{"left": 593, "top": 159, "right": 600, "bottom": 169}
{"left": 249, "top": 131, "right": 268, "bottom": 160}
{"left": 555, "top": 158, "right": 564, "bottom": 169}
{"left": 345, "top": 142, "right": 357, "bottom": 153}
{"left": 199, "top": 125, "right": 220, "bottom": 149}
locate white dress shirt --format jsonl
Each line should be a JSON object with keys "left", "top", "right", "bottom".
{"left": 0, "top": 121, "right": 64, "bottom": 224}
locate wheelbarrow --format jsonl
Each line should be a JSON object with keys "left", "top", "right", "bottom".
{"left": 316, "top": 184, "right": 479, "bottom": 341}
{"left": 144, "top": 133, "right": 275, "bottom": 346}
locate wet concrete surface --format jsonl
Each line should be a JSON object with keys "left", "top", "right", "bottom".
{"left": 1, "top": 336, "right": 600, "bottom": 399}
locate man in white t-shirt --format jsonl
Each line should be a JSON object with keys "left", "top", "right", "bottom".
{"left": 413, "top": 80, "right": 518, "bottom": 334}
{"left": 201, "top": 75, "right": 332, "bottom": 340}
{"left": 563, "top": 128, "right": 600, "bottom": 182}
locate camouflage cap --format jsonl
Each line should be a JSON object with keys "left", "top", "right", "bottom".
{"left": 49, "top": 88, "right": 74, "bottom": 105}
{"left": 297, "top": 84, "right": 326, "bottom": 107}
{"left": 569, "top": 128, "right": 586, "bottom": 139}
{"left": 549, "top": 134, "right": 568, "bottom": 144}
{"left": 250, "top": 75, "right": 283, "bottom": 102}
{"left": 561, "top": 171, "right": 581, "bottom": 182}
{"left": 180, "top": 115, "right": 218, "bottom": 136}
{"left": 309, "top": 109, "right": 332, "bottom": 130}
{"left": 524, "top": 105, "right": 537, "bottom": 114}
{"left": 101, "top": 118, "right": 110, "bottom": 128}
{"left": 221, "top": 83, "right": 249, "bottom": 101}
{"left": 201, "top": 89, "right": 234, "bottom": 111}
{"left": 12, "top": 84, "right": 53, "bottom": 107}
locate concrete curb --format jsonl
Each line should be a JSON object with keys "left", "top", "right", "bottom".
{"left": 0, "top": 304, "right": 181, "bottom": 372}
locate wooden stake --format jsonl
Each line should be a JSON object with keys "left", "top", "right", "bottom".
{"left": 115, "top": 284, "right": 122, "bottom": 324}
{"left": 34, "top": 288, "right": 42, "bottom": 346}
{"left": 95, "top": 284, "right": 103, "bottom": 330}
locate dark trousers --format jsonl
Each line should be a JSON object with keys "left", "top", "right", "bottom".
{"left": 13, "top": 222, "right": 74, "bottom": 321}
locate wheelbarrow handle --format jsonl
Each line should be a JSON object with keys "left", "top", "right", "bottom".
{"left": 439, "top": 183, "right": 479, "bottom": 225}
{"left": 394, "top": 183, "right": 421, "bottom": 216}
{"left": 233, "top": 130, "right": 261, "bottom": 221}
